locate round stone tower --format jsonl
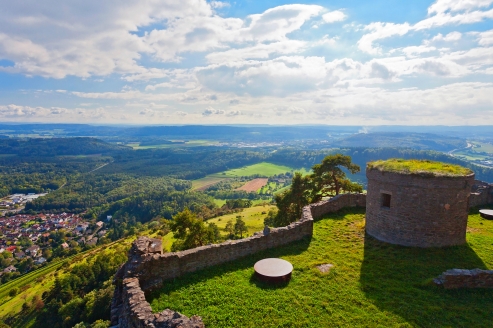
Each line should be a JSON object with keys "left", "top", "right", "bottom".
{"left": 365, "top": 159, "right": 475, "bottom": 247}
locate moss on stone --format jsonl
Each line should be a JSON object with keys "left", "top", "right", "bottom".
{"left": 367, "top": 158, "right": 473, "bottom": 177}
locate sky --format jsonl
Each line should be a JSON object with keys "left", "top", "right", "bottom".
{"left": 0, "top": 0, "right": 492, "bottom": 125}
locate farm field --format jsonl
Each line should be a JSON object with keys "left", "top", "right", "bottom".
{"left": 454, "top": 151, "right": 489, "bottom": 161}
{"left": 191, "top": 176, "right": 229, "bottom": 191}
{"left": 236, "top": 178, "right": 268, "bottom": 192}
{"left": 149, "top": 207, "right": 493, "bottom": 328}
{"left": 206, "top": 205, "right": 275, "bottom": 237}
{"left": 221, "top": 162, "right": 296, "bottom": 177}
{"left": 191, "top": 162, "right": 308, "bottom": 191}
{"left": 472, "top": 142, "right": 493, "bottom": 154}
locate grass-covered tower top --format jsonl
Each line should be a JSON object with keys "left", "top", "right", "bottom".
{"left": 367, "top": 158, "right": 473, "bottom": 177}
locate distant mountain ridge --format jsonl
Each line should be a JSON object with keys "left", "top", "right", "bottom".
{"left": 0, "top": 137, "right": 129, "bottom": 156}
{"left": 334, "top": 132, "right": 467, "bottom": 152}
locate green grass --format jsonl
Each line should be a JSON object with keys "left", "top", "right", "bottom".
{"left": 206, "top": 205, "right": 275, "bottom": 236}
{"left": 472, "top": 142, "right": 493, "bottom": 154}
{"left": 220, "top": 162, "right": 296, "bottom": 177}
{"left": 368, "top": 158, "right": 473, "bottom": 176}
{"left": 191, "top": 162, "right": 309, "bottom": 191}
{"left": 149, "top": 207, "right": 493, "bottom": 327}
{"left": 454, "top": 151, "right": 489, "bottom": 161}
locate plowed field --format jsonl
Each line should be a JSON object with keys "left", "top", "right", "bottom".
{"left": 236, "top": 178, "right": 268, "bottom": 192}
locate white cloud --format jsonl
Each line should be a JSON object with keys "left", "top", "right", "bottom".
{"left": 430, "top": 31, "right": 462, "bottom": 42}
{"left": 401, "top": 45, "right": 437, "bottom": 58}
{"left": 358, "top": 22, "right": 411, "bottom": 54}
{"left": 428, "top": 0, "right": 493, "bottom": 14}
{"left": 206, "top": 40, "right": 306, "bottom": 64}
{"left": 210, "top": 1, "right": 230, "bottom": 9}
{"left": 314, "top": 35, "right": 338, "bottom": 46}
{"left": 478, "top": 29, "right": 493, "bottom": 45}
{"left": 322, "top": 10, "right": 346, "bottom": 23}
{"left": 1, "top": 1, "right": 492, "bottom": 125}
{"left": 358, "top": 1, "right": 493, "bottom": 54}
{"left": 226, "top": 110, "right": 241, "bottom": 116}
{"left": 202, "top": 106, "right": 225, "bottom": 115}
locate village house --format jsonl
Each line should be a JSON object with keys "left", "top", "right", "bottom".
{"left": 3, "top": 265, "right": 17, "bottom": 273}
{"left": 26, "top": 245, "right": 40, "bottom": 257}
{"left": 35, "top": 257, "right": 47, "bottom": 265}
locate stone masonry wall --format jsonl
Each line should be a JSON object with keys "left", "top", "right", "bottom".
{"left": 366, "top": 168, "right": 475, "bottom": 247}
{"left": 111, "top": 193, "right": 366, "bottom": 328}
{"left": 469, "top": 180, "right": 493, "bottom": 208}
{"left": 434, "top": 269, "right": 493, "bottom": 289}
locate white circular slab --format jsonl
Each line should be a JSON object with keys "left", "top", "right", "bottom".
{"left": 254, "top": 258, "right": 293, "bottom": 278}
{"left": 479, "top": 209, "right": 493, "bottom": 219}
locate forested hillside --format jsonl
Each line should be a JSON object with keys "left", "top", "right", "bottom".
{"left": 333, "top": 132, "right": 467, "bottom": 151}
{"left": 0, "top": 138, "right": 128, "bottom": 156}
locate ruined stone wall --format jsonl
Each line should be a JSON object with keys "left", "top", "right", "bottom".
{"left": 111, "top": 193, "right": 366, "bottom": 328}
{"left": 366, "top": 168, "right": 475, "bottom": 247}
{"left": 469, "top": 180, "right": 493, "bottom": 208}
{"left": 434, "top": 269, "right": 493, "bottom": 289}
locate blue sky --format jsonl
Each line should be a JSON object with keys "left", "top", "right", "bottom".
{"left": 0, "top": 0, "right": 492, "bottom": 125}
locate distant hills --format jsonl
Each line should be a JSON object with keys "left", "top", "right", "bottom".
{"left": 0, "top": 137, "right": 129, "bottom": 156}
{"left": 334, "top": 132, "right": 467, "bottom": 152}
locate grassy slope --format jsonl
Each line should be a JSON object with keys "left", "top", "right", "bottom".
{"left": 221, "top": 162, "right": 294, "bottom": 177}
{"left": 206, "top": 205, "right": 275, "bottom": 236}
{"left": 0, "top": 234, "right": 148, "bottom": 326}
{"left": 149, "top": 207, "right": 493, "bottom": 328}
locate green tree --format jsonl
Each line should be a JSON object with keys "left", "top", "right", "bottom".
{"left": 310, "top": 154, "right": 362, "bottom": 202}
{"left": 224, "top": 220, "right": 235, "bottom": 238}
{"left": 170, "top": 208, "right": 216, "bottom": 251}
{"left": 234, "top": 217, "right": 247, "bottom": 238}
{"left": 272, "top": 154, "right": 362, "bottom": 227}
{"left": 273, "top": 172, "right": 312, "bottom": 226}
{"left": 206, "top": 223, "right": 221, "bottom": 244}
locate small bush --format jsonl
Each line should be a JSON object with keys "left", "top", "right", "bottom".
{"left": 8, "top": 288, "right": 18, "bottom": 297}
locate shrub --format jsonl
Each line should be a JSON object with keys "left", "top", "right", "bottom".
{"left": 8, "top": 288, "right": 18, "bottom": 297}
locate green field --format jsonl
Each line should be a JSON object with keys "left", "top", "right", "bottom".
{"left": 221, "top": 162, "right": 296, "bottom": 177}
{"left": 191, "top": 176, "right": 229, "bottom": 191}
{"left": 206, "top": 205, "right": 275, "bottom": 236}
{"left": 149, "top": 207, "right": 493, "bottom": 327}
{"left": 472, "top": 142, "right": 493, "bottom": 154}
{"left": 191, "top": 162, "right": 309, "bottom": 191}
{"left": 454, "top": 151, "right": 490, "bottom": 161}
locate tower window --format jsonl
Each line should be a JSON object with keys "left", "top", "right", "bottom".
{"left": 381, "top": 193, "right": 391, "bottom": 208}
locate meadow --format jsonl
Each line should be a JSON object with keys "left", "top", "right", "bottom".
{"left": 472, "top": 142, "right": 493, "bottom": 154}
{"left": 205, "top": 204, "right": 275, "bottom": 237}
{"left": 220, "top": 162, "right": 294, "bottom": 177}
{"left": 149, "top": 207, "right": 493, "bottom": 328}
{"left": 191, "top": 162, "right": 308, "bottom": 191}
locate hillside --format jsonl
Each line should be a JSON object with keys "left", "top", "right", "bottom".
{"left": 148, "top": 207, "right": 493, "bottom": 327}
{"left": 334, "top": 132, "right": 467, "bottom": 151}
{"left": 0, "top": 138, "right": 129, "bottom": 157}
